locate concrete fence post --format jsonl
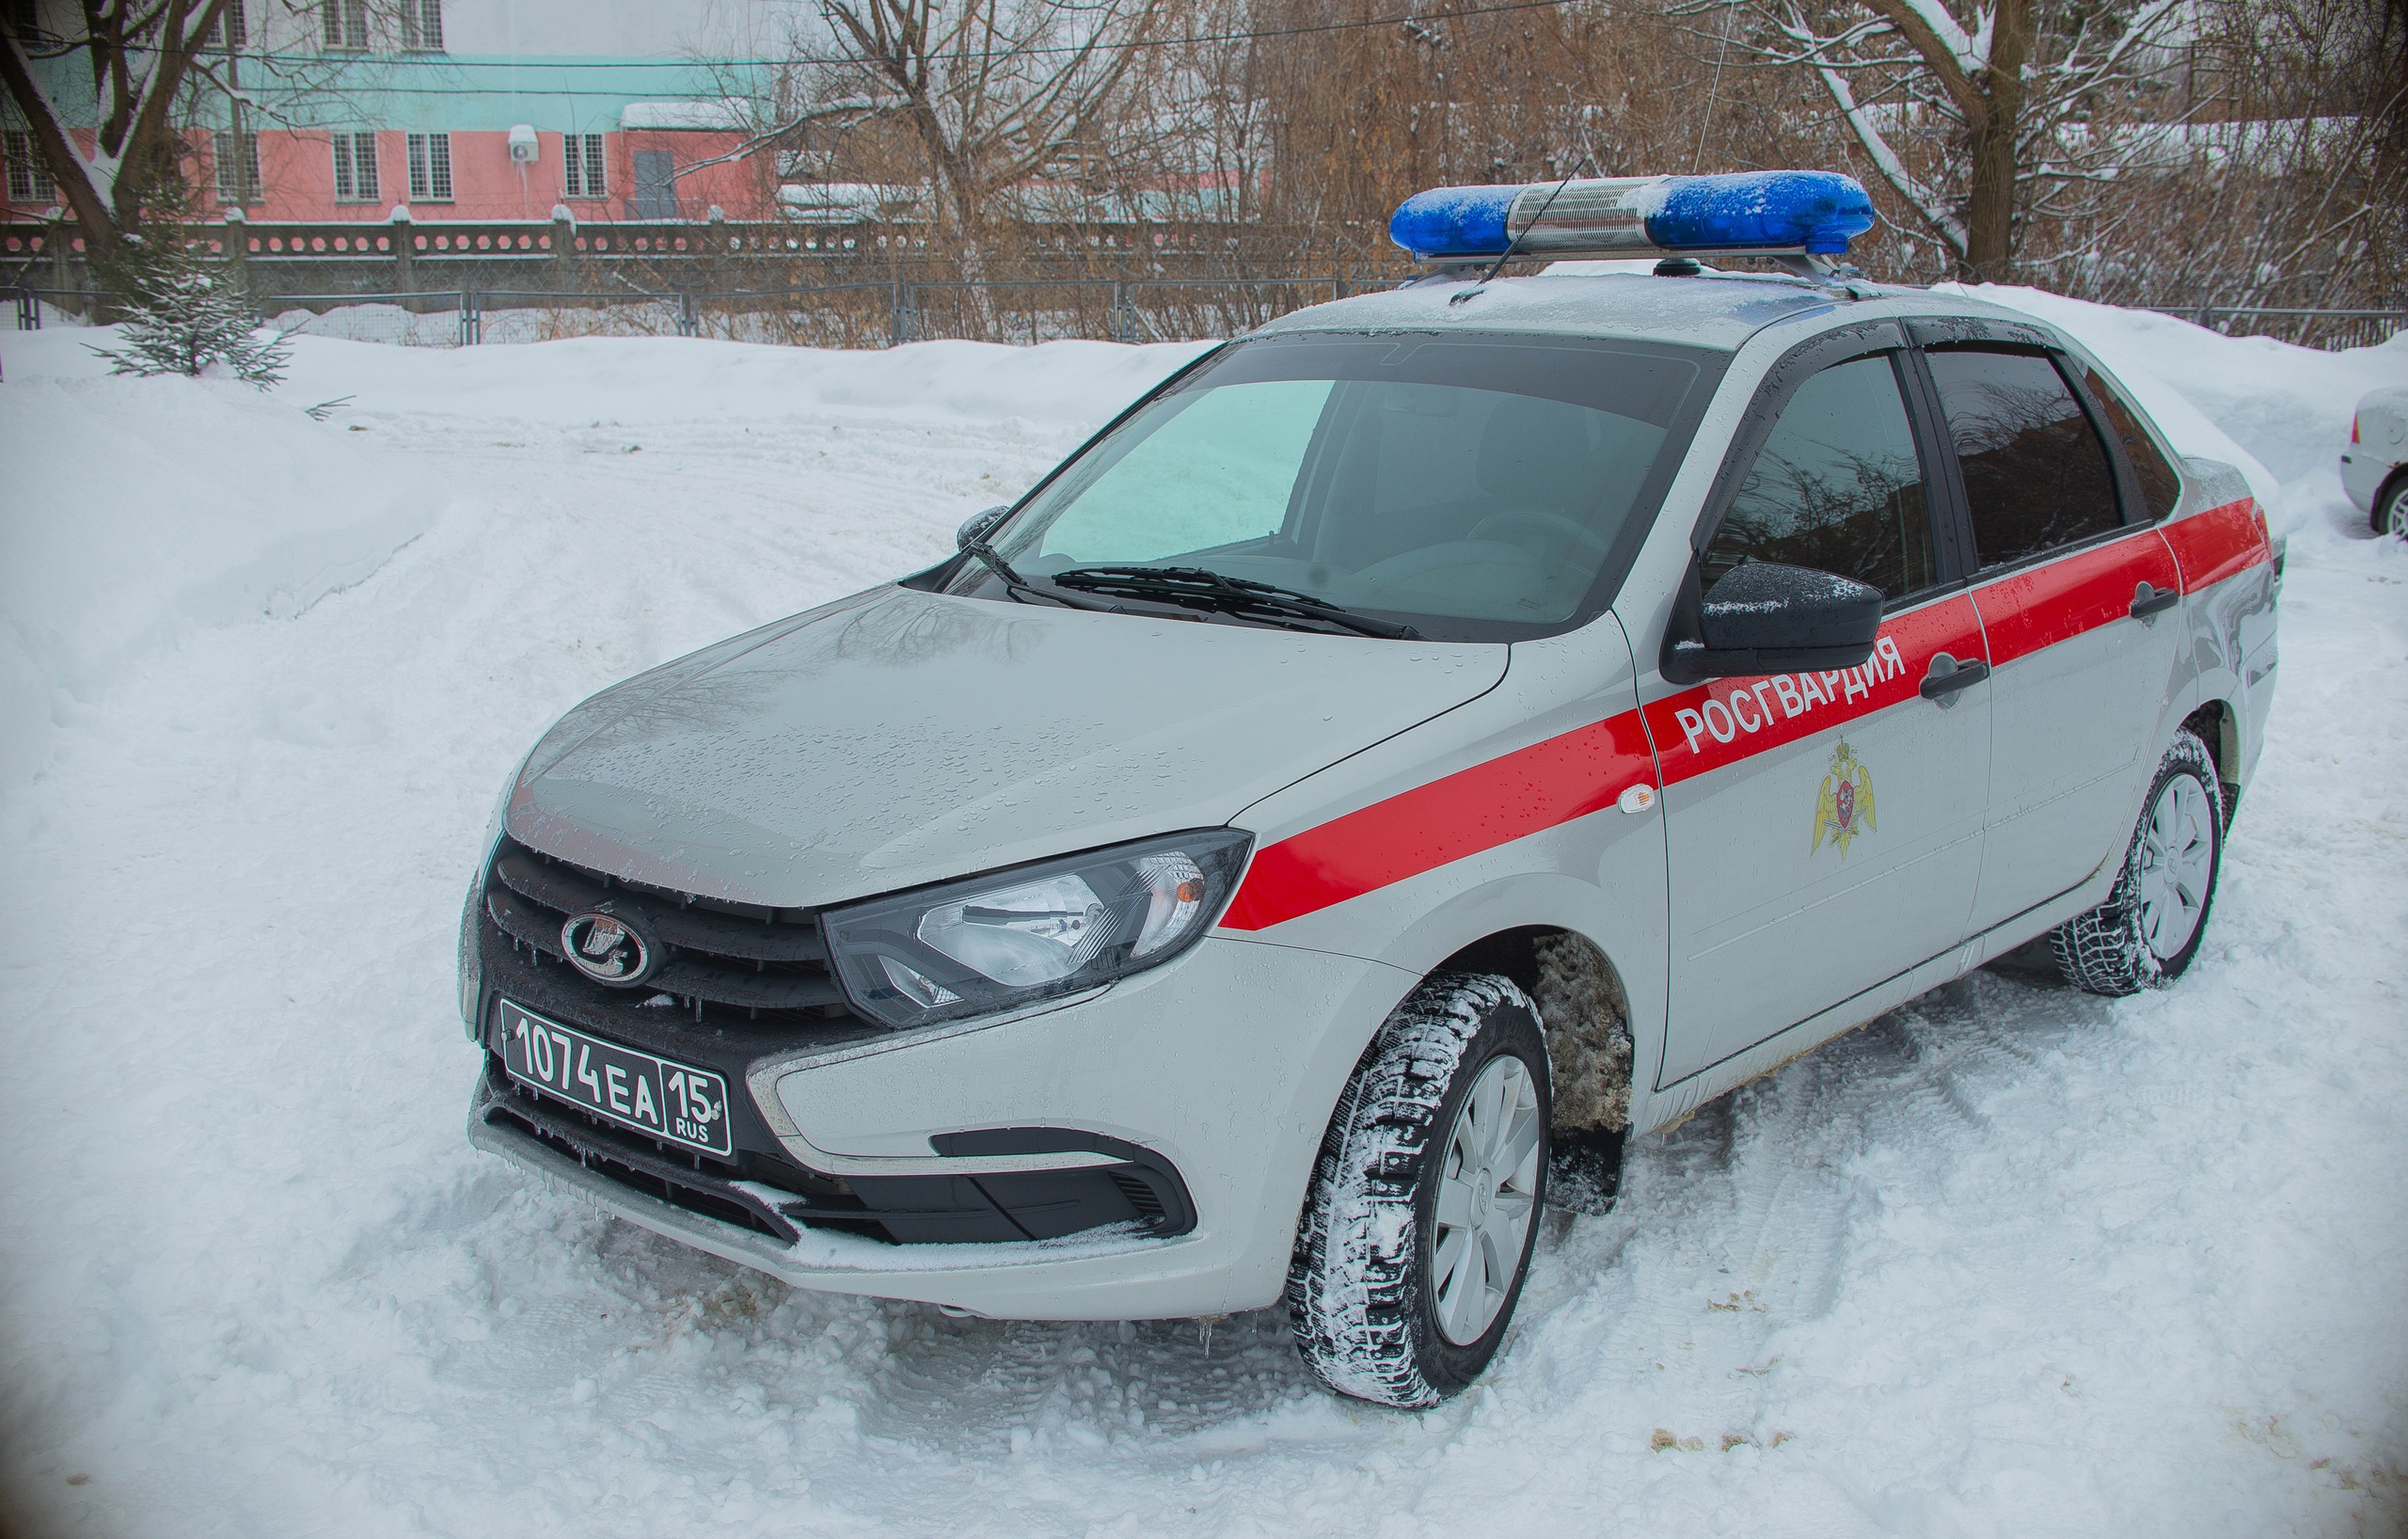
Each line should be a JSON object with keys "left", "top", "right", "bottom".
{"left": 222, "top": 207, "right": 248, "bottom": 294}
{"left": 550, "top": 203, "right": 576, "bottom": 294}
{"left": 390, "top": 205, "right": 415, "bottom": 300}
{"left": 45, "top": 212, "right": 75, "bottom": 313}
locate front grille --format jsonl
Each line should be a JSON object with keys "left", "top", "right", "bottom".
{"left": 482, "top": 833, "right": 857, "bottom": 1029}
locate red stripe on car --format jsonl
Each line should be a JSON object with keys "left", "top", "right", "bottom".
{"left": 1974, "top": 528, "right": 2181, "bottom": 667}
{"left": 1643, "top": 595, "right": 1985, "bottom": 786}
{"left": 1217, "top": 710, "right": 1656, "bottom": 931}
{"left": 1221, "top": 508, "right": 2264, "bottom": 931}
{"left": 2158, "top": 497, "right": 2270, "bottom": 592}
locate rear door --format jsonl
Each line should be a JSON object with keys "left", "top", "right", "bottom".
{"left": 1651, "top": 341, "right": 1990, "bottom": 1084}
{"left": 1914, "top": 335, "right": 2185, "bottom": 931}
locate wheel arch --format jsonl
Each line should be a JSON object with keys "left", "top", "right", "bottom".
{"left": 2178, "top": 697, "right": 2242, "bottom": 812}
{"left": 2373, "top": 463, "right": 2408, "bottom": 533}
{"left": 1430, "top": 924, "right": 1638, "bottom": 1135}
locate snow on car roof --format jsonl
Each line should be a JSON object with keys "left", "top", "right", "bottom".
{"left": 1254, "top": 270, "right": 2016, "bottom": 354}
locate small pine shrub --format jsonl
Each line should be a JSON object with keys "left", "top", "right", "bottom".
{"left": 88, "top": 239, "right": 292, "bottom": 388}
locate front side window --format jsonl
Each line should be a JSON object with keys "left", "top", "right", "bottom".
{"left": 1703, "top": 352, "right": 1937, "bottom": 601}
{"left": 406, "top": 132, "right": 452, "bottom": 200}
{"left": 331, "top": 131, "right": 378, "bottom": 202}
{"left": 1927, "top": 348, "right": 2123, "bottom": 567}
{"left": 955, "top": 333, "right": 1715, "bottom": 640}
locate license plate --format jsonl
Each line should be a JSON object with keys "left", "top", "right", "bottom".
{"left": 499, "top": 1000, "right": 734, "bottom": 1158}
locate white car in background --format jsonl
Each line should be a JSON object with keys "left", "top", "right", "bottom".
{"left": 2342, "top": 385, "right": 2408, "bottom": 535}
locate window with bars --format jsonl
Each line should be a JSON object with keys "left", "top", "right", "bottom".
{"left": 323, "top": 0, "right": 368, "bottom": 50}
{"left": 213, "top": 129, "right": 261, "bottom": 205}
{"left": 400, "top": 0, "right": 442, "bottom": 51}
{"left": 331, "top": 131, "right": 378, "bottom": 202}
{"left": 4, "top": 1, "right": 45, "bottom": 40}
{"left": 210, "top": 1, "right": 247, "bottom": 50}
{"left": 406, "top": 132, "right": 452, "bottom": 201}
{"left": 562, "top": 133, "right": 607, "bottom": 198}
{"left": 5, "top": 129, "right": 58, "bottom": 203}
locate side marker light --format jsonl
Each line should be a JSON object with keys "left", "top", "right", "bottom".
{"left": 1618, "top": 784, "right": 1657, "bottom": 815}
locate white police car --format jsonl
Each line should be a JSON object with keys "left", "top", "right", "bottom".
{"left": 459, "top": 170, "right": 2279, "bottom": 1408}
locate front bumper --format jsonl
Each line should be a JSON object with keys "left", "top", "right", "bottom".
{"left": 470, "top": 933, "right": 1416, "bottom": 1320}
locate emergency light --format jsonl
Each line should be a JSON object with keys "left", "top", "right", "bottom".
{"left": 1388, "top": 170, "right": 1877, "bottom": 262}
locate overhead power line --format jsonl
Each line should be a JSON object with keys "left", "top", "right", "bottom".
{"left": 52, "top": 0, "right": 1585, "bottom": 74}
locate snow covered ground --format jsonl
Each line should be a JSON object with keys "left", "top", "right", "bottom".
{"left": 1, "top": 295, "right": 2403, "bottom": 1538}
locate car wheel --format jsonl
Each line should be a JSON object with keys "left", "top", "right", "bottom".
{"left": 2378, "top": 476, "right": 2408, "bottom": 538}
{"left": 2051, "top": 730, "right": 2224, "bottom": 995}
{"left": 1287, "top": 972, "right": 1550, "bottom": 1408}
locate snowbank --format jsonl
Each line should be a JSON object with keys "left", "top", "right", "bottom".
{"left": 0, "top": 357, "right": 438, "bottom": 787}
{"left": 0, "top": 329, "right": 1209, "bottom": 791}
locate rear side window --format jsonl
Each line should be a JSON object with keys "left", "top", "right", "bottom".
{"left": 1703, "top": 353, "right": 1938, "bottom": 601}
{"left": 2080, "top": 364, "right": 2183, "bottom": 520}
{"left": 1926, "top": 348, "right": 2122, "bottom": 567}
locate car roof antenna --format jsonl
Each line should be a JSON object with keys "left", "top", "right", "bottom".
{"left": 1451, "top": 151, "right": 1599, "bottom": 305}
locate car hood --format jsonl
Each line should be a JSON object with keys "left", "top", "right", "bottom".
{"left": 505, "top": 586, "right": 1507, "bottom": 909}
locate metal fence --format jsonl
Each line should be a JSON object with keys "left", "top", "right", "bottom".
{"left": 8, "top": 276, "right": 1366, "bottom": 348}
{"left": 2142, "top": 305, "right": 2404, "bottom": 351}
{"left": 12, "top": 278, "right": 2400, "bottom": 353}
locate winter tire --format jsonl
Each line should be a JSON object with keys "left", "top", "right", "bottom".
{"left": 2050, "top": 730, "right": 2224, "bottom": 995}
{"left": 1287, "top": 972, "right": 1549, "bottom": 1408}
{"left": 2378, "top": 476, "right": 2408, "bottom": 539}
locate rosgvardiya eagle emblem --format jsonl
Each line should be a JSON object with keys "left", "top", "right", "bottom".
{"left": 1812, "top": 740, "right": 1876, "bottom": 856}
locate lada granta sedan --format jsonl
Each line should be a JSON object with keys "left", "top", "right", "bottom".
{"left": 459, "top": 204, "right": 2277, "bottom": 1408}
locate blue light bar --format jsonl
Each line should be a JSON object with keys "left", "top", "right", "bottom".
{"left": 1387, "top": 170, "right": 1876, "bottom": 262}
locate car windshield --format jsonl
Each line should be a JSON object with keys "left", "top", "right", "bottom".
{"left": 949, "top": 331, "right": 1719, "bottom": 641}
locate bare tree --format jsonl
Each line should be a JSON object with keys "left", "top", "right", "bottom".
{"left": 798, "top": 0, "right": 1166, "bottom": 281}
{"left": 1666, "top": 0, "right": 2186, "bottom": 278}
{"left": 1, "top": 0, "right": 233, "bottom": 252}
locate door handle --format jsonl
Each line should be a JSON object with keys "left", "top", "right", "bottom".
{"left": 1919, "top": 653, "right": 1990, "bottom": 700}
{"left": 2130, "top": 580, "right": 2180, "bottom": 620}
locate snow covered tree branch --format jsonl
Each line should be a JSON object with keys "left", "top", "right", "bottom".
{"left": 0, "top": 0, "right": 232, "bottom": 252}
{"left": 1667, "top": 0, "right": 2185, "bottom": 278}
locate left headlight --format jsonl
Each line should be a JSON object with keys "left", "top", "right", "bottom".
{"left": 823, "top": 829, "right": 1253, "bottom": 1031}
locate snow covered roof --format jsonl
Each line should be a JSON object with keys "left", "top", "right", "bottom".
{"left": 620, "top": 100, "right": 752, "bottom": 131}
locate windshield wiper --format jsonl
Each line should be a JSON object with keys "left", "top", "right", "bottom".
{"left": 1049, "top": 566, "right": 1420, "bottom": 640}
{"left": 959, "top": 537, "right": 1122, "bottom": 613}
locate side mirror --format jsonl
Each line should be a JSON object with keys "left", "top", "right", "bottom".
{"left": 957, "top": 503, "right": 1011, "bottom": 550}
{"left": 1663, "top": 560, "right": 1883, "bottom": 682}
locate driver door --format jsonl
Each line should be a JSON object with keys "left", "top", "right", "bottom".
{"left": 1649, "top": 348, "right": 1991, "bottom": 1085}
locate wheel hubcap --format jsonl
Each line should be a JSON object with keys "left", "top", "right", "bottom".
{"left": 1428, "top": 1055, "right": 1543, "bottom": 1346}
{"left": 2137, "top": 774, "right": 2214, "bottom": 960}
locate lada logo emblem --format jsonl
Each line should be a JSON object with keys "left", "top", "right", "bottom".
{"left": 561, "top": 909, "right": 654, "bottom": 987}
{"left": 1812, "top": 740, "right": 1877, "bottom": 857}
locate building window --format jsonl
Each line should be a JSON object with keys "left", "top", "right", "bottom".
{"left": 4, "top": 1, "right": 46, "bottom": 41}
{"left": 211, "top": 1, "right": 247, "bottom": 50}
{"left": 406, "top": 132, "right": 452, "bottom": 201}
{"left": 5, "top": 129, "right": 58, "bottom": 203}
{"left": 323, "top": 0, "right": 368, "bottom": 50}
{"left": 331, "top": 130, "right": 378, "bottom": 202}
{"left": 213, "top": 130, "right": 261, "bottom": 205}
{"left": 400, "top": 0, "right": 442, "bottom": 51}
{"left": 562, "top": 133, "right": 606, "bottom": 198}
